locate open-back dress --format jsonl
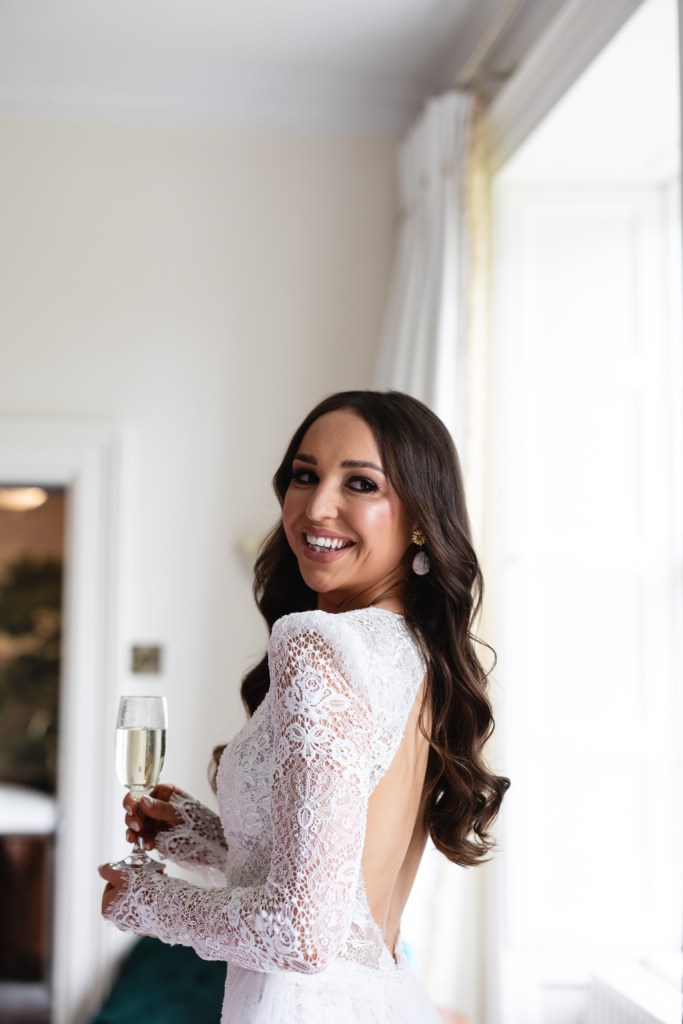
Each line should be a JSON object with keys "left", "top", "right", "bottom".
{"left": 107, "top": 607, "right": 443, "bottom": 1023}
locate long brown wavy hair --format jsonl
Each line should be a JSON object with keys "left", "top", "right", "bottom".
{"left": 213, "top": 390, "right": 509, "bottom": 867}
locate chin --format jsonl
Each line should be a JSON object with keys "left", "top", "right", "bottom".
{"left": 299, "top": 572, "right": 332, "bottom": 594}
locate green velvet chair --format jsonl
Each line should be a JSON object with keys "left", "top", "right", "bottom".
{"left": 89, "top": 938, "right": 226, "bottom": 1023}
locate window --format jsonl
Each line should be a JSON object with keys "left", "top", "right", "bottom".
{"left": 491, "top": 2, "right": 683, "bottom": 1019}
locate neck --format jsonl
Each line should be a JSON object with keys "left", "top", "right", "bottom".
{"left": 317, "top": 568, "right": 406, "bottom": 616}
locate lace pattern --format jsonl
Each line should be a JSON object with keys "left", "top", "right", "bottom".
{"left": 106, "top": 609, "right": 426, "bottom": 983}
{"left": 154, "top": 791, "right": 228, "bottom": 887}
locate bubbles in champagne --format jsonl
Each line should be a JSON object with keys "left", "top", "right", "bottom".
{"left": 115, "top": 727, "right": 166, "bottom": 795}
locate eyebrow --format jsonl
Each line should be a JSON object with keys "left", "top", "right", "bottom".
{"left": 293, "top": 453, "right": 385, "bottom": 474}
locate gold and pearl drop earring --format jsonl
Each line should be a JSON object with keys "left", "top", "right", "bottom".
{"left": 411, "top": 528, "right": 430, "bottom": 576}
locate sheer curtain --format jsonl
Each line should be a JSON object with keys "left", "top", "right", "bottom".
{"left": 374, "top": 92, "right": 498, "bottom": 1024}
{"left": 375, "top": 91, "right": 471, "bottom": 436}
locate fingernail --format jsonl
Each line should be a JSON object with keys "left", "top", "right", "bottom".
{"left": 130, "top": 822, "right": 140, "bottom": 831}
{"left": 141, "top": 796, "right": 152, "bottom": 806}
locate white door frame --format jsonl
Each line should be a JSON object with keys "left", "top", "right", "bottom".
{"left": 0, "top": 419, "right": 121, "bottom": 1024}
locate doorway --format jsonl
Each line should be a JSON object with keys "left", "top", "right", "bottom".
{"left": 0, "top": 421, "right": 121, "bottom": 1024}
{"left": 0, "top": 485, "right": 66, "bottom": 1022}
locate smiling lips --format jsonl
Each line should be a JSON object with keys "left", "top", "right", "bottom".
{"left": 302, "top": 530, "right": 355, "bottom": 559}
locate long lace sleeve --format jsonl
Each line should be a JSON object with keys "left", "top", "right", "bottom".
{"left": 106, "top": 619, "right": 372, "bottom": 974}
{"left": 153, "top": 791, "right": 228, "bottom": 887}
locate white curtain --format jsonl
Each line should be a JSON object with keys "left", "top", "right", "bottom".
{"left": 374, "top": 92, "right": 498, "bottom": 1024}
{"left": 374, "top": 91, "right": 472, "bottom": 450}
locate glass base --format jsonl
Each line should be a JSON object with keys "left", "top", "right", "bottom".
{"left": 110, "top": 849, "right": 165, "bottom": 873}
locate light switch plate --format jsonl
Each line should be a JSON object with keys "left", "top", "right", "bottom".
{"left": 131, "top": 645, "right": 163, "bottom": 674}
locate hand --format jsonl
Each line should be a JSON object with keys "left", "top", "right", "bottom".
{"left": 99, "top": 862, "right": 130, "bottom": 917}
{"left": 98, "top": 862, "right": 163, "bottom": 932}
{"left": 123, "top": 783, "right": 183, "bottom": 850}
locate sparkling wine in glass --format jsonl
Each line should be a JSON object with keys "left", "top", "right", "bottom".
{"left": 111, "top": 695, "right": 167, "bottom": 871}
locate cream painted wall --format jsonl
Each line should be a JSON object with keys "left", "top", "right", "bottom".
{"left": 0, "top": 116, "right": 397, "bottom": 820}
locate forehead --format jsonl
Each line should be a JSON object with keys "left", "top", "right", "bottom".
{"left": 298, "top": 410, "right": 381, "bottom": 460}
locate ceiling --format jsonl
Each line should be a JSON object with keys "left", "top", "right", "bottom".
{"left": 0, "top": 0, "right": 569, "bottom": 136}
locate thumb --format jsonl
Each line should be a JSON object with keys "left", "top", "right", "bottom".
{"left": 149, "top": 783, "right": 180, "bottom": 802}
{"left": 140, "top": 795, "right": 181, "bottom": 826}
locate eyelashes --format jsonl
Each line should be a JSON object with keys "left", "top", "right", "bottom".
{"left": 290, "top": 468, "right": 379, "bottom": 494}
{"left": 291, "top": 468, "right": 316, "bottom": 485}
{"left": 348, "top": 476, "right": 379, "bottom": 494}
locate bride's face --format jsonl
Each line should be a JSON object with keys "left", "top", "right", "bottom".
{"left": 282, "top": 409, "right": 413, "bottom": 612}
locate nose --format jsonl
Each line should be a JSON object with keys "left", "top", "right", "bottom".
{"left": 305, "top": 480, "right": 338, "bottom": 523}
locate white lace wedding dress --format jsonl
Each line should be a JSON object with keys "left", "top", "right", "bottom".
{"left": 107, "top": 608, "right": 443, "bottom": 1023}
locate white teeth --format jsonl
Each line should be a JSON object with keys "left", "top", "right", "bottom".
{"left": 305, "top": 533, "right": 347, "bottom": 550}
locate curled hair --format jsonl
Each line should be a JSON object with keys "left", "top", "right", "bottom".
{"left": 214, "top": 390, "right": 509, "bottom": 867}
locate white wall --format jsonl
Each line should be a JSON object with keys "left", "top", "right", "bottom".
{"left": 0, "top": 114, "right": 397, "bottom": 1008}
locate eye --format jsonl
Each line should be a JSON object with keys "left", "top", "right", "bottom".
{"left": 291, "top": 467, "right": 317, "bottom": 485}
{"left": 347, "top": 476, "right": 379, "bottom": 494}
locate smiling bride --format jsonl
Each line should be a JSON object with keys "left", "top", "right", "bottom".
{"left": 99, "top": 389, "right": 509, "bottom": 1024}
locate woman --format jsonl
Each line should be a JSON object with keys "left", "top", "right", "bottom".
{"left": 100, "top": 390, "right": 509, "bottom": 1023}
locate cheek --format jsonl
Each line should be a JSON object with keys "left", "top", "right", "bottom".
{"left": 362, "top": 500, "right": 409, "bottom": 549}
{"left": 281, "top": 490, "right": 298, "bottom": 544}
{"left": 388, "top": 504, "right": 412, "bottom": 554}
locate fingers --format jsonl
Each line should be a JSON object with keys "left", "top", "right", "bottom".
{"left": 99, "top": 862, "right": 130, "bottom": 917}
{"left": 123, "top": 797, "right": 180, "bottom": 848}
{"left": 122, "top": 784, "right": 177, "bottom": 816}
{"left": 123, "top": 811, "right": 158, "bottom": 849}
{"left": 138, "top": 795, "right": 182, "bottom": 826}
{"left": 122, "top": 790, "right": 181, "bottom": 825}
{"left": 99, "top": 862, "right": 129, "bottom": 894}
{"left": 99, "top": 862, "right": 119, "bottom": 884}
{"left": 126, "top": 828, "right": 154, "bottom": 848}
{"left": 122, "top": 802, "right": 147, "bottom": 843}
{"left": 150, "top": 783, "right": 181, "bottom": 801}
{"left": 121, "top": 787, "right": 182, "bottom": 850}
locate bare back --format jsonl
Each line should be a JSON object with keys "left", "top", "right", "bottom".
{"left": 362, "top": 679, "right": 430, "bottom": 958}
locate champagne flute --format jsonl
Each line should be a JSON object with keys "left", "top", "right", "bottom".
{"left": 111, "top": 695, "right": 167, "bottom": 872}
